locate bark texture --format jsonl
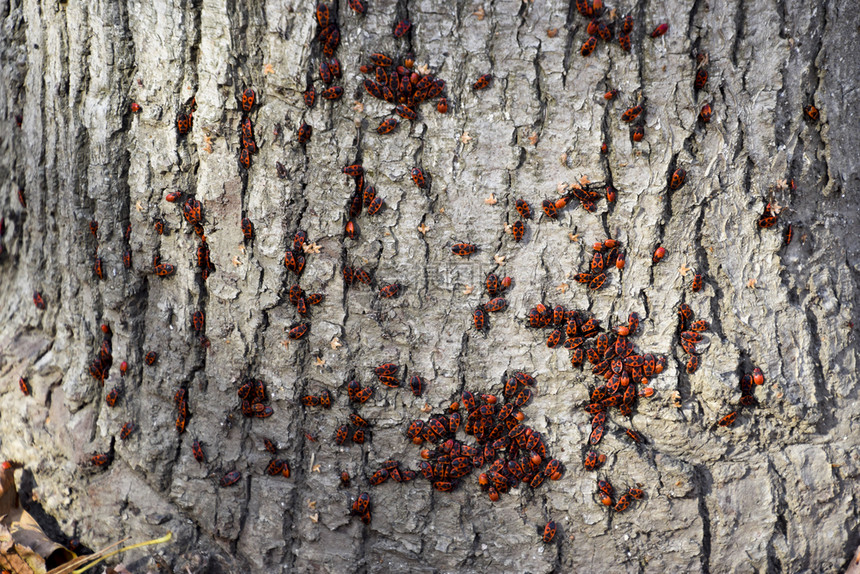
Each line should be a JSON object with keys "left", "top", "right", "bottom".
{"left": 1, "top": 0, "right": 859, "bottom": 572}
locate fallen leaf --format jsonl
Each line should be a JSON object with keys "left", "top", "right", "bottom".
{"left": 557, "top": 182, "right": 568, "bottom": 194}
{"left": 232, "top": 256, "right": 241, "bottom": 266}
{"left": 559, "top": 153, "right": 568, "bottom": 166}
{"left": 304, "top": 242, "right": 322, "bottom": 254}
{"left": 770, "top": 199, "right": 785, "bottom": 214}
{"left": 309, "top": 513, "right": 319, "bottom": 523}
{"left": 308, "top": 500, "right": 318, "bottom": 509}
{"left": 556, "top": 283, "right": 569, "bottom": 294}
{"left": 678, "top": 263, "right": 691, "bottom": 277}
{"left": 484, "top": 193, "right": 497, "bottom": 205}
{"left": 420, "top": 404, "right": 432, "bottom": 413}
{"left": 504, "top": 224, "right": 512, "bottom": 234}
{"left": 353, "top": 101, "right": 364, "bottom": 113}
{"left": 330, "top": 337, "right": 342, "bottom": 350}
{"left": 312, "top": 464, "right": 321, "bottom": 473}
{"left": 459, "top": 131, "right": 473, "bottom": 144}
{"left": 238, "top": 244, "right": 246, "bottom": 254}
{"left": 417, "top": 223, "right": 429, "bottom": 235}
{"left": 263, "top": 63, "right": 275, "bottom": 75}
{"left": 281, "top": 340, "right": 290, "bottom": 349}
{"left": 746, "top": 278, "right": 757, "bottom": 289}
{"left": 494, "top": 254, "right": 506, "bottom": 266}
{"left": 416, "top": 63, "right": 431, "bottom": 75}
{"left": 315, "top": 356, "right": 326, "bottom": 366}
{"left": 135, "top": 201, "right": 143, "bottom": 212}
{"left": 569, "top": 233, "right": 580, "bottom": 242}
{"left": 473, "top": 6, "right": 485, "bottom": 20}
{"left": 579, "top": 175, "right": 591, "bottom": 187}
{"left": 463, "top": 285, "right": 474, "bottom": 295}
{"left": 528, "top": 131, "right": 539, "bottom": 146}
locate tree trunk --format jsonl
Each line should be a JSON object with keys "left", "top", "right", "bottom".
{"left": 1, "top": 0, "right": 859, "bottom": 572}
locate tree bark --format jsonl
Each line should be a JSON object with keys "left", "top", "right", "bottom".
{"left": 1, "top": 0, "right": 859, "bottom": 572}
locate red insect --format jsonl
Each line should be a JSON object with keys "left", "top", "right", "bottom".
{"left": 472, "top": 74, "right": 492, "bottom": 90}
{"left": 542, "top": 521, "right": 557, "bottom": 543}
{"left": 410, "top": 167, "right": 427, "bottom": 188}
{"left": 752, "top": 367, "right": 765, "bottom": 385}
{"left": 650, "top": 23, "right": 668, "bottom": 37}
{"left": 89, "top": 220, "right": 99, "bottom": 237}
{"left": 119, "top": 362, "right": 127, "bottom": 377}
{"left": 90, "top": 452, "right": 112, "bottom": 467}
{"left": 515, "top": 199, "right": 532, "bottom": 219}
{"left": 370, "top": 53, "right": 393, "bottom": 67}
{"left": 393, "top": 20, "right": 412, "bottom": 38}
{"left": 379, "top": 283, "right": 401, "bottom": 298}
{"left": 348, "top": 0, "right": 366, "bottom": 14}
{"left": 120, "top": 422, "right": 135, "bottom": 441}
{"left": 144, "top": 351, "right": 157, "bottom": 366}
{"left": 130, "top": 102, "right": 141, "bottom": 113}
{"left": 581, "top": 36, "right": 597, "bottom": 57}
{"left": 484, "top": 297, "right": 507, "bottom": 313}
{"left": 758, "top": 204, "right": 777, "bottom": 228}
{"left": 241, "top": 88, "right": 256, "bottom": 113}
{"left": 220, "top": 471, "right": 241, "bottom": 487}
{"left": 803, "top": 105, "right": 819, "bottom": 122}
{"left": 589, "top": 273, "right": 607, "bottom": 290}
{"left": 616, "top": 33, "right": 630, "bottom": 51}
{"left": 19, "top": 377, "right": 30, "bottom": 396}
{"left": 437, "top": 98, "right": 448, "bottom": 113}
{"left": 621, "top": 105, "right": 642, "bottom": 123}
{"left": 33, "top": 291, "right": 46, "bottom": 310}
{"left": 596, "top": 20, "right": 612, "bottom": 42}
{"left": 451, "top": 243, "right": 477, "bottom": 257}
{"left": 686, "top": 355, "right": 700, "bottom": 373}
{"left": 319, "top": 60, "right": 333, "bottom": 84}
{"left": 695, "top": 68, "right": 709, "bottom": 91}
{"left": 238, "top": 148, "right": 251, "bottom": 170}
{"left": 239, "top": 217, "right": 254, "bottom": 240}
{"left": 631, "top": 124, "right": 644, "bottom": 142}
{"left": 377, "top": 117, "right": 398, "bottom": 135}
{"left": 288, "top": 323, "right": 310, "bottom": 340}
{"left": 604, "top": 89, "right": 618, "bottom": 100}
{"left": 575, "top": 0, "right": 592, "bottom": 17}
{"left": 93, "top": 257, "right": 105, "bottom": 280}
{"left": 699, "top": 103, "right": 713, "bottom": 124}
{"left": 105, "top": 387, "right": 120, "bottom": 407}
{"left": 191, "top": 439, "right": 205, "bottom": 463}
{"left": 409, "top": 375, "right": 425, "bottom": 397}
{"left": 298, "top": 123, "right": 313, "bottom": 145}
{"left": 342, "top": 164, "right": 364, "bottom": 178}
{"left": 652, "top": 246, "right": 667, "bottom": 264}
{"left": 625, "top": 428, "right": 644, "bottom": 443}
{"left": 583, "top": 451, "right": 606, "bottom": 471}
{"left": 546, "top": 330, "right": 562, "bottom": 348}
{"left": 154, "top": 262, "right": 175, "bottom": 277}
{"left": 473, "top": 307, "right": 487, "bottom": 331}
{"left": 542, "top": 200, "right": 558, "bottom": 219}
{"left": 511, "top": 219, "right": 525, "bottom": 242}
{"left": 176, "top": 113, "right": 191, "bottom": 135}
{"left": 315, "top": 3, "right": 330, "bottom": 28}
{"left": 718, "top": 411, "right": 737, "bottom": 427}
{"left": 669, "top": 168, "right": 687, "bottom": 191}
{"left": 352, "top": 429, "right": 366, "bottom": 444}
{"left": 321, "top": 86, "right": 343, "bottom": 100}
{"left": 590, "top": 425, "right": 604, "bottom": 445}
{"left": 304, "top": 86, "right": 316, "bottom": 107}
{"left": 784, "top": 224, "right": 793, "bottom": 246}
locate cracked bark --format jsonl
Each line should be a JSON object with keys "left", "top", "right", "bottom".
{"left": 1, "top": 0, "right": 859, "bottom": 573}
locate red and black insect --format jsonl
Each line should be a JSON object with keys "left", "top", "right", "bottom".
{"left": 631, "top": 124, "right": 644, "bottom": 142}
{"left": 298, "top": 123, "right": 313, "bottom": 145}
{"left": 130, "top": 102, "right": 141, "bottom": 113}
{"left": 758, "top": 204, "right": 777, "bottom": 228}
{"left": 120, "top": 422, "right": 135, "bottom": 441}
{"left": 304, "top": 86, "right": 316, "bottom": 108}
{"left": 691, "top": 273, "right": 703, "bottom": 292}
{"left": 242, "top": 88, "right": 256, "bottom": 113}
{"left": 515, "top": 199, "right": 532, "bottom": 219}
{"left": 451, "top": 243, "right": 477, "bottom": 257}
{"left": 803, "top": 105, "right": 819, "bottom": 122}
{"left": 686, "top": 355, "right": 700, "bottom": 373}
{"left": 144, "top": 351, "right": 157, "bottom": 366}
{"left": 240, "top": 217, "right": 254, "bottom": 240}
{"left": 105, "top": 387, "right": 120, "bottom": 407}
{"left": 90, "top": 452, "right": 113, "bottom": 467}
{"left": 191, "top": 310, "right": 205, "bottom": 333}
{"left": 650, "top": 23, "right": 668, "bottom": 37}
{"left": 321, "top": 86, "right": 343, "bottom": 100}
{"left": 410, "top": 167, "right": 427, "bottom": 188}
{"left": 176, "top": 113, "right": 191, "bottom": 135}
{"left": 377, "top": 117, "right": 398, "bottom": 135}
{"left": 19, "top": 377, "right": 31, "bottom": 396}
{"left": 220, "top": 470, "right": 241, "bottom": 487}
{"left": 625, "top": 428, "right": 644, "bottom": 443}
{"left": 512, "top": 220, "right": 525, "bottom": 242}
{"left": 618, "top": 33, "right": 632, "bottom": 51}
{"left": 192, "top": 440, "right": 205, "bottom": 463}
{"left": 668, "top": 168, "right": 686, "bottom": 191}
{"left": 379, "top": 283, "right": 401, "bottom": 298}
{"left": 699, "top": 103, "right": 712, "bottom": 124}
{"left": 93, "top": 257, "right": 105, "bottom": 280}
{"left": 315, "top": 3, "right": 331, "bottom": 28}
{"left": 33, "top": 291, "right": 46, "bottom": 310}
{"left": 542, "top": 521, "right": 557, "bottom": 543}
{"left": 694, "top": 69, "right": 709, "bottom": 92}
{"left": 581, "top": 36, "right": 597, "bottom": 57}
{"left": 348, "top": 0, "right": 366, "bottom": 14}
{"left": 89, "top": 220, "right": 99, "bottom": 237}
{"left": 437, "top": 98, "right": 448, "bottom": 113}
{"left": 288, "top": 323, "right": 310, "bottom": 340}
{"left": 717, "top": 411, "right": 737, "bottom": 427}
{"left": 542, "top": 199, "right": 558, "bottom": 219}
{"left": 393, "top": 20, "right": 412, "bottom": 38}
{"left": 621, "top": 105, "right": 643, "bottom": 123}
{"left": 473, "top": 307, "right": 487, "bottom": 331}
{"left": 472, "top": 74, "right": 492, "bottom": 90}
{"left": 370, "top": 53, "right": 393, "bottom": 67}
{"left": 583, "top": 451, "right": 606, "bottom": 471}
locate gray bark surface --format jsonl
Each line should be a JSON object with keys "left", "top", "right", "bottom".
{"left": 1, "top": 0, "right": 859, "bottom": 572}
